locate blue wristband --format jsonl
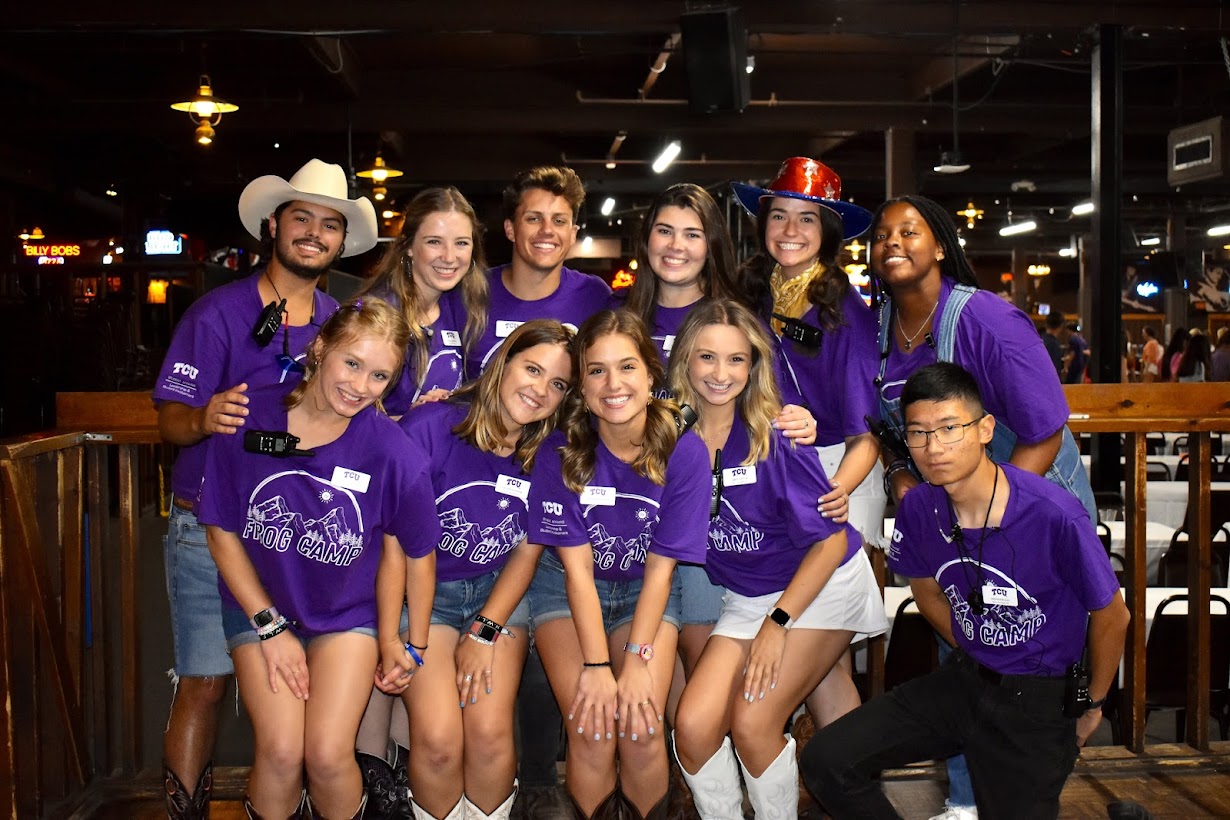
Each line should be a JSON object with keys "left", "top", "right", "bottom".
{"left": 404, "top": 642, "right": 425, "bottom": 666}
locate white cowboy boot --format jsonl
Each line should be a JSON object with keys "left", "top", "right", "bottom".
{"left": 737, "top": 735, "right": 798, "bottom": 820}
{"left": 410, "top": 796, "right": 465, "bottom": 820}
{"left": 462, "top": 780, "right": 517, "bottom": 819}
{"left": 673, "top": 733, "right": 744, "bottom": 820}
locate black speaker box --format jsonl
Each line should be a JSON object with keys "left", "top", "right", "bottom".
{"left": 681, "top": 8, "right": 750, "bottom": 114}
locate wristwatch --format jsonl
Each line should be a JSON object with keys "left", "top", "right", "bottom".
{"left": 624, "top": 642, "right": 655, "bottom": 662}
{"left": 768, "top": 607, "right": 795, "bottom": 630}
{"left": 250, "top": 606, "right": 280, "bottom": 630}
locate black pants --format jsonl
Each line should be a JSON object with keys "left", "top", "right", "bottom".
{"left": 800, "top": 651, "right": 1079, "bottom": 820}
{"left": 517, "top": 643, "right": 564, "bottom": 788}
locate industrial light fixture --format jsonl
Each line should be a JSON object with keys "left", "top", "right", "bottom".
{"left": 1058, "top": 247, "right": 1077, "bottom": 257}
{"left": 372, "top": 186, "right": 387, "bottom": 202}
{"left": 605, "top": 157, "right": 617, "bottom": 170}
{"left": 999, "top": 219, "right": 1037, "bottom": 237}
{"left": 933, "top": 36, "right": 970, "bottom": 174}
{"left": 956, "top": 201, "right": 984, "bottom": 230}
{"left": 1027, "top": 263, "right": 1051, "bottom": 276}
{"left": 171, "top": 75, "right": 238, "bottom": 146}
{"left": 601, "top": 197, "right": 616, "bottom": 216}
{"left": 1071, "top": 201, "right": 1095, "bottom": 216}
{"left": 105, "top": 186, "right": 118, "bottom": 197}
{"left": 1140, "top": 237, "right": 1161, "bottom": 246}
{"left": 651, "top": 140, "right": 682, "bottom": 174}
{"left": 1206, "top": 224, "right": 1230, "bottom": 237}
{"left": 357, "top": 155, "right": 404, "bottom": 183}
{"left": 18, "top": 226, "right": 45, "bottom": 241}
{"left": 745, "top": 55, "right": 756, "bottom": 74}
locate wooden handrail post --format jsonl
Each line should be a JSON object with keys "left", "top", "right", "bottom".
{"left": 1123, "top": 431, "right": 1148, "bottom": 752}
{"left": 1185, "top": 432, "right": 1212, "bottom": 751}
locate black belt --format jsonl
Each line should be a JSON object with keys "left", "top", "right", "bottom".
{"left": 961, "top": 652, "right": 1065, "bottom": 689}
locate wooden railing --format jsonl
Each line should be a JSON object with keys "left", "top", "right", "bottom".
{"left": 1065, "top": 383, "right": 1230, "bottom": 753}
{"left": 0, "top": 392, "right": 159, "bottom": 819}
{"left": 0, "top": 385, "right": 1227, "bottom": 816}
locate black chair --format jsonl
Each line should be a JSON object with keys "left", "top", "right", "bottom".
{"left": 1174, "top": 455, "right": 1188, "bottom": 483}
{"left": 1214, "top": 456, "right": 1230, "bottom": 482}
{"left": 1145, "top": 461, "right": 1171, "bottom": 482}
{"left": 884, "top": 596, "right": 940, "bottom": 692}
{"left": 1096, "top": 520, "right": 1113, "bottom": 555}
{"left": 1156, "top": 537, "right": 1229, "bottom": 588}
{"left": 1145, "top": 433, "right": 1167, "bottom": 456}
{"left": 1144, "top": 594, "right": 1230, "bottom": 742}
{"left": 1172, "top": 434, "right": 1189, "bottom": 456}
{"left": 1108, "top": 552, "right": 1127, "bottom": 587}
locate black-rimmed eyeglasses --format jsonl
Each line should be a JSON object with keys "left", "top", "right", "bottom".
{"left": 904, "top": 416, "right": 985, "bottom": 449}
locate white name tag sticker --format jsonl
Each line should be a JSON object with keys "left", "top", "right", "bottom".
{"left": 662, "top": 335, "right": 676, "bottom": 352}
{"left": 496, "top": 474, "right": 530, "bottom": 501}
{"left": 331, "top": 466, "right": 371, "bottom": 494}
{"left": 982, "top": 582, "right": 1018, "bottom": 608}
{"left": 580, "top": 485, "right": 617, "bottom": 506}
{"left": 723, "top": 465, "right": 758, "bottom": 486}
{"left": 496, "top": 320, "right": 524, "bottom": 338}
{"left": 440, "top": 330, "right": 461, "bottom": 347}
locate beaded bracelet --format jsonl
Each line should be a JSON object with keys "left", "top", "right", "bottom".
{"left": 257, "top": 616, "right": 289, "bottom": 641}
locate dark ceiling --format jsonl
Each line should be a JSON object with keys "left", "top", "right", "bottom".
{"left": 4, "top": 1, "right": 1230, "bottom": 268}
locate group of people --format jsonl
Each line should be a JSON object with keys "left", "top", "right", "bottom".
{"left": 153, "top": 154, "right": 1126, "bottom": 820}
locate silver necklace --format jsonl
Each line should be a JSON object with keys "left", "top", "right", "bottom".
{"left": 899, "top": 301, "right": 939, "bottom": 350}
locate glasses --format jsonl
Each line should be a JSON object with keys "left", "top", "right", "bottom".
{"left": 904, "top": 416, "right": 985, "bottom": 449}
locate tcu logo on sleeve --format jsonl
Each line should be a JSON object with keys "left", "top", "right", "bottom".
{"left": 172, "top": 362, "right": 200, "bottom": 380}
{"left": 542, "top": 501, "right": 563, "bottom": 516}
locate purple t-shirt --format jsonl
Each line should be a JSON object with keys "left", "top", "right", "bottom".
{"left": 887, "top": 463, "right": 1118, "bottom": 676}
{"left": 153, "top": 273, "right": 340, "bottom": 510}
{"left": 457, "top": 265, "right": 611, "bottom": 378}
{"left": 528, "top": 430, "right": 709, "bottom": 581}
{"left": 648, "top": 303, "right": 697, "bottom": 366}
{"left": 705, "top": 418, "right": 860, "bottom": 596}
{"left": 198, "top": 382, "right": 441, "bottom": 637}
{"left": 398, "top": 402, "right": 530, "bottom": 581}
{"left": 878, "top": 278, "right": 1068, "bottom": 445}
{"left": 383, "top": 295, "right": 467, "bottom": 416}
{"left": 776, "top": 288, "right": 878, "bottom": 447}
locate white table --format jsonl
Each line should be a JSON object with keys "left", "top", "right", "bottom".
{"left": 1124, "top": 481, "right": 1230, "bottom": 529}
{"left": 1081, "top": 454, "right": 1184, "bottom": 481}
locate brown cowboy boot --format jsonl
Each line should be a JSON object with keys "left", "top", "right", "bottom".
{"left": 621, "top": 787, "right": 670, "bottom": 820}
{"left": 242, "top": 790, "right": 308, "bottom": 820}
{"left": 164, "top": 760, "right": 212, "bottom": 820}
{"left": 568, "top": 787, "right": 625, "bottom": 820}
{"left": 305, "top": 792, "right": 369, "bottom": 819}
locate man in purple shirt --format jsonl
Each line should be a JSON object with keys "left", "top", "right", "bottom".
{"left": 455, "top": 166, "right": 611, "bottom": 378}
{"left": 152, "top": 158, "right": 376, "bottom": 819}
{"left": 801, "top": 363, "right": 1128, "bottom": 819}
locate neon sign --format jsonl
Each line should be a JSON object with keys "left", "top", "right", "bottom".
{"left": 145, "top": 230, "right": 184, "bottom": 255}
{"left": 23, "top": 244, "right": 81, "bottom": 258}
{"left": 1136, "top": 281, "right": 1160, "bottom": 298}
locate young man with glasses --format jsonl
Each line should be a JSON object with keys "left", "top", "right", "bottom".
{"left": 152, "top": 159, "right": 376, "bottom": 819}
{"left": 799, "top": 362, "right": 1129, "bottom": 820}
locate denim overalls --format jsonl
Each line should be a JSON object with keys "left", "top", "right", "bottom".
{"left": 876, "top": 283, "right": 1096, "bottom": 522}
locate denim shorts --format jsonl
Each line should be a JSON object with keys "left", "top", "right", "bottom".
{"left": 221, "top": 606, "right": 378, "bottom": 652}
{"left": 677, "top": 563, "right": 725, "bottom": 626}
{"left": 432, "top": 571, "right": 531, "bottom": 631}
{"left": 526, "top": 549, "right": 682, "bottom": 634}
{"left": 163, "top": 503, "right": 233, "bottom": 677}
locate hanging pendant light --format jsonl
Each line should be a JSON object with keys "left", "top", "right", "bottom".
{"left": 171, "top": 75, "right": 238, "bottom": 146}
{"left": 934, "top": 31, "right": 970, "bottom": 174}
{"left": 357, "top": 155, "right": 404, "bottom": 183}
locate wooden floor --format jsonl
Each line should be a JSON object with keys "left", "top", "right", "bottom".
{"left": 63, "top": 743, "right": 1230, "bottom": 819}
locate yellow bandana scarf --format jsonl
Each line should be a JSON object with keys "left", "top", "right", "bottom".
{"left": 769, "top": 259, "right": 825, "bottom": 335}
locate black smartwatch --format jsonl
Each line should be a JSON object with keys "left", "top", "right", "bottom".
{"left": 250, "top": 606, "right": 280, "bottom": 630}
{"left": 768, "top": 607, "right": 794, "bottom": 630}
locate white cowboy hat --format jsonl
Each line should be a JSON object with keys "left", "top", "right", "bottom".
{"left": 238, "top": 158, "right": 378, "bottom": 257}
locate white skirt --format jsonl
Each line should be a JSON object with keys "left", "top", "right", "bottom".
{"left": 817, "top": 442, "right": 888, "bottom": 550}
{"left": 711, "top": 547, "right": 888, "bottom": 642}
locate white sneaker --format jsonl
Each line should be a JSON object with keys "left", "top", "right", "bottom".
{"left": 928, "top": 805, "right": 978, "bottom": 820}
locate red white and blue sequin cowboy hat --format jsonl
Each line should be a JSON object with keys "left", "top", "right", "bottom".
{"left": 731, "top": 156, "right": 873, "bottom": 240}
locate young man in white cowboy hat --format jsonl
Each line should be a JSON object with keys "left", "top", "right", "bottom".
{"left": 153, "top": 158, "right": 377, "bottom": 819}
